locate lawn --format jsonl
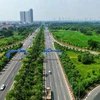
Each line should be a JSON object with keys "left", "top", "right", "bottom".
{"left": 0, "top": 32, "right": 24, "bottom": 47}
{"left": 52, "top": 30, "right": 100, "bottom": 47}
{"left": 67, "top": 51, "right": 100, "bottom": 79}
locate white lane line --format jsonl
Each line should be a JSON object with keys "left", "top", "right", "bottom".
{"left": 50, "top": 75, "right": 52, "bottom": 87}
{"left": 64, "top": 95, "right": 66, "bottom": 100}
{"left": 58, "top": 95, "right": 60, "bottom": 100}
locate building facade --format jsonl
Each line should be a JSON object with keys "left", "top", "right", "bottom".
{"left": 20, "top": 9, "right": 33, "bottom": 23}
{"left": 29, "top": 9, "right": 33, "bottom": 23}
{"left": 20, "top": 11, "right": 26, "bottom": 23}
{"left": 25, "top": 11, "right": 30, "bottom": 23}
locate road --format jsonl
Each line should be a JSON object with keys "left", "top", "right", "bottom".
{"left": 0, "top": 28, "right": 39, "bottom": 100}
{"left": 49, "top": 30, "right": 100, "bottom": 100}
{"left": 44, "top": 27, "right": 72, "bottom": 100}
{"left": 85, "top": 85, "right": 100, "bottom": 100}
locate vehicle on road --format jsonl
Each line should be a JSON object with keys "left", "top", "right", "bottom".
{"left": 46, "top": 87, "right": 51, "bottom": 100}
{"left": 48, "top": 70, "right": 52, "bottom": 74}
{"left": 0, "top": 84, "right": 6, "bottom": 91}
{"left": 20, "top": 57, "right": 23, "bottom": 60}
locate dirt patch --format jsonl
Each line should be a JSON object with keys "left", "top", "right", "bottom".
{"left": 70, "top": 56, "right": 77, "bottom": 59}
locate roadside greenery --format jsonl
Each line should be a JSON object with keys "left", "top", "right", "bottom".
{"left": 54, "top": 42, "right": 100, "bottom": 99}
{"left": 0, "top": 25, "right": 39, "bottom": 72}
{"left": 88, "top": 39, "right": 100, "bottom": 51}
{"left": 6, "top": 27, "right": 44, "bottom": 100}
{"left": 0, "top": 42, "right": 22, "bottom": 71}
{"left": 49, "top": 22, "right": 100, "bottom": 51}
{"left": 0, "top": 25, "right": 38, "bottom": 47}
{"left": 78, "top": 52, "right": 94, "bottom": 64}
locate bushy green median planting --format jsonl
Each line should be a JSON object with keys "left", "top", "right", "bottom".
{"left": 6, "top": 27, "right": 44, "bottom": 100}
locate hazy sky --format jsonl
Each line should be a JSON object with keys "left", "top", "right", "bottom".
{"left": 0, "top": 0, "right": 100, "bottom": 21}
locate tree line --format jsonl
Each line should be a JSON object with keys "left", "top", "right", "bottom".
{"left": 0, "top": 42, "right": 22, "bottom": 71}
{"left": 0, "top": 26, "right": 37, "bottom": 47}
{"left": 49, "top": 22, "right": 100, "bottom": 35}
{"left": 88, "top": 39, "right": 100, "bottom": 51}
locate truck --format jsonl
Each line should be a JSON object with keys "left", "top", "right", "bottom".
{"left": 46, "top": 87, "right": 51, "bottom": 100}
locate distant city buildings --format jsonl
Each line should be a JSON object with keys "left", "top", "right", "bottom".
{"left": 20, "top": 11, "right": 26, "bottom": 23}
{"left": 20, "top": 9, "right": 33, "bottom": 24}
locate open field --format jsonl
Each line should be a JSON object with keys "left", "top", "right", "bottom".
{"left": 0, "top": 36, "right": 22, "bottom": 47}
{"left": 67, "top": 51, "right": 100, "bottom": 79}
{"left": 0, "top": 31, "right": 25, "bottom": 47}
{"left": 52, "top": 30, "right": 100, "bottom": 47}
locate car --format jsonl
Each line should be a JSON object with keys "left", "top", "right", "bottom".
{"left": 19, "top": 57, "right": 22, "bottom": 60}
{"left": 0, "top": 84, "right": 6, "bottom": 91}
{"left": 48, "top": 70, "right": 52, "bottom": 74}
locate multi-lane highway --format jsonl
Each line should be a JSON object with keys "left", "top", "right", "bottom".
{"left": 0, "top": 28, "right": 39, "bottom": 100}
{"left": 44, "top": 27, "right": 72, "bottom": 100}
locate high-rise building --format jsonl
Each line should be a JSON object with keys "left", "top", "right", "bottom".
{"left": 20, "top": 9, "right": 33, "bottom": 23}
{"left": 29, "top": 9, "right": 33, "bottom": 23}
{"left": 20, "top": 11, "right": 26, "bottom": 23}
{"left": 25, "top": 11, "right": 29, "bottom": 23}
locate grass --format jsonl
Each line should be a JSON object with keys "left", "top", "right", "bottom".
{"left": 67, "top": 51, "right": 100, "bottom": 79}
{"left": 52, "top": 30, "right": 100, "bottom": 47}
{"left": 0, "top": 52, "right": 5, "bottom": 57}
{"left": 0, "top": 31, "right": 24, "bottom": 47}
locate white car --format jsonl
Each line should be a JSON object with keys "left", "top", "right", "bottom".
{"left": 0, "top": 84, "right": 6, "bottom": 91}
{"left": 20, "top": 57, "right": 22, "bottom": 60}
{"left": 48, "top": 70, "right": 52, "bottom": 74}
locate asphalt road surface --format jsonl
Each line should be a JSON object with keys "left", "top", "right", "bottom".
{"left": 44, "top": 27, "right": 71, "bottom": 100}
{"left": 85, "top": 85, "right": 100, "bottom": 100}
{"left": 0, "top": 28, "right": 39, "bottom": 100}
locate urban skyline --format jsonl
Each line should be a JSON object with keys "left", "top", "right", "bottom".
{"left": 0, "top": 0, "right": 100, "bottom": 21}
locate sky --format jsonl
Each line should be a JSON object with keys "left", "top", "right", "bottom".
{"left": 0, "top": 0, "right": 100, "bottom": 21}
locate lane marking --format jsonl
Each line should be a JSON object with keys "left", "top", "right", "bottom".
{"left": 58, "top": 95, "right": 60, "bottom": 100}
{"left": 64, "top": 95, "right": 66, "bottom": 100}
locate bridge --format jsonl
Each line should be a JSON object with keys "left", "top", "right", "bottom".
{"left": 6, "top": 49, "right": 28, "bottom": 58}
